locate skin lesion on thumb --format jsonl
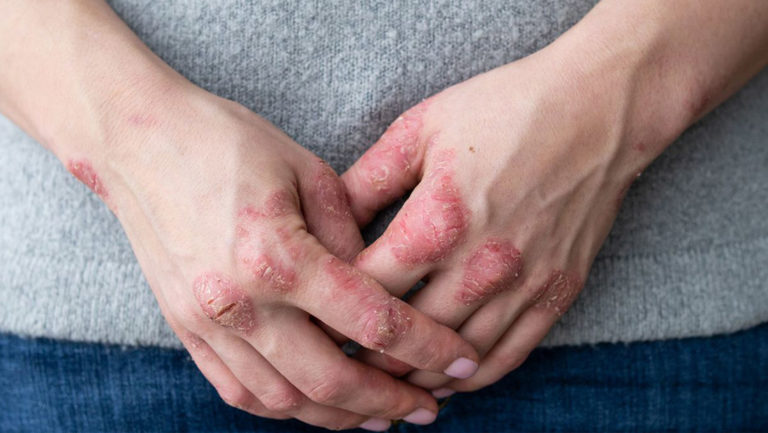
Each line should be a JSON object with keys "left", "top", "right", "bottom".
{"left": 342, "top": 100, "right": 433, "bottom": 226}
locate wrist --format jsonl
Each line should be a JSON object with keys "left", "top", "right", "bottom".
{"left": 0, "top": 1, "right": 195, "bottom": 160}
{"left": 548, "top": 7, "right": 688, "bottom": 149}
{"left": 504, "top": 2, "right": 706, "bottom": 185}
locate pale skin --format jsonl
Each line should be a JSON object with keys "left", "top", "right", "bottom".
{"left": 0, "top": 1, "right": 481, "bottom": 431}
{"left": 1, "top": 0, "right": 766, "bottom": 431}
{"left": 345, "top": 0, "right": 768, "bottom": 394}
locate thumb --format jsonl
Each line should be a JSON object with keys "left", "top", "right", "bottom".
{"left": 342, "top": 101, "right": 430, "bottom": 227}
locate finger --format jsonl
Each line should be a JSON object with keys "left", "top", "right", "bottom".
{"left": 447, "top": 308, "right": 556, "bottom": 392}
{"left": 358, "top": 284, "right": 528, "bottom": 387}
{"left": 244, "top": 306, "right": 438, "bottom": 424}
{"left": 154, "top": 293, "right": 284, "bottom": 419}
{"left": 407, "top": 270, "right": 580, "bottom": 389}
{"left": 404, "top": 287, "right": 533, "bottom": 390}
{"left": 289, "top": 246, "right": 479, "bottom": 378}
{"left": 182, "top": 334, "right": 286, "bottom": 418}
{"left": 356, "top": 349, "right": 416, "bottom": 377}
{"left": 355, "top": 243, "right": 525, "bottom": 381}
{"left": 358, "top": 274, "right": 530, "bottom": 387}
{"left": 295, "top": 158, "right": 365, "bottom": 344}
{"left": 451, "top": 284, "right": 535, "bottom": 357}
{"left": 352, "top": 148, "right": 471, "bottom": 296}
{"left": 439, "top": 270, "right": 583, "bottom": 392}
{"left": 408, "top": 237, "right": 524, "bottom": 329}
{"left": 204, "top": 323, "right": 382, "bottom": 431}
{"left": 319, "top": 321, "right": 348, "bottom": 345}
{"left": 298, "top": 158, "right": 364, "bottom": 262}
{"left": 342, "top": 102, "right": 429, "bottom": 226}
{"left": 172, "top": 327, "right": 285, "bottom": 419}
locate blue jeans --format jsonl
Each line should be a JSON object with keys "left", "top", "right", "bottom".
{"left": 2, "top": 324, "right": 767, "bottom": 432}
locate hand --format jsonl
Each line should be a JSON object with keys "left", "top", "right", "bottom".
{"left": 344, "top": 0, "right": 768, "bottom": 395}
{"left": 341, "top": 14, "right": 691, "bottom": 393}
{"left": 0, "top": 1, "right": 481, "bottom": 428}
{"left": 73, "top": 84, "right": 481, "bottom": 429}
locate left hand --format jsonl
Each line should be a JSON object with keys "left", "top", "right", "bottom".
{"left": 341, "top": 24, "right": 681, "bottom": 393}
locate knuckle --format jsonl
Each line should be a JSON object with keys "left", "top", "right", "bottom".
{"left": 259, "top": 387, "right": 303, "bottom": 413}
{"left": 306, "top": 377, "right": 348, "bottom": 406}
{"left": 191, "top": 272, "right": 258, "bottom": 334}
{"left": 532, "top": 270, "right": 583, "bottom": 316}
{"left": 459, "top": 238, "right": 523, "bottom": 305}
{"left": 241, "top": 253, "right": 298, "bottom": 294}
{"left": 358, "top": 299, "right": 412, "bottom": 352}
{"left": 217, "top": 385, "right": 253, "bottom": 410}
{"left": 235, "top": 198, "right": 302, "bottom": 294}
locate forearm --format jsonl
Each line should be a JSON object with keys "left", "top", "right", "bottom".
{"left": 0, "top": 0, "right": 189, "bottom": 160}
{"left": 538, "top": 0, "right": 768, "bottom": 172}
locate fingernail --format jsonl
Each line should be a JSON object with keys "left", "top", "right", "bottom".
{"left": 431, "top": 387, "right": 455, "bottom": 399}
{"left": 403, "top": 408, "right": 437, "bottom": 425}
{"left": 444, "top": 357, "right": 479, "bottom": 379}
{"left": 359, "top": 417, "right": 391, "bottom": 431}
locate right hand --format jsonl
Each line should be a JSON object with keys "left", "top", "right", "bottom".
{"left": 68, "top": 84, "right": 479, "bottom": 430}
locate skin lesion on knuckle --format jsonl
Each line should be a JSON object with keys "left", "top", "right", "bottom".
{"left": 458, "top": 238, "right": 524, "bottom": 305}
{"left": 389, "top": 150, "right": 470, "bottom": 265}
{"left": 241, "top": 253, "right": 297, "bottom": 293}
{"left": 358, "top": 298, "right": 413, "bottom": 352}
{"left": 532, "top": 270, "right": 584, "bottom": 316}
{"left": 192, "top": 272, "right": 258, "bottom": 334}
{"left": 235, "top": 199, "right": 300, "bottom": 293}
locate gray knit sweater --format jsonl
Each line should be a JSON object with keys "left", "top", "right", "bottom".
{"left": 1, "top": 0, "right": 766, "bottom": 349}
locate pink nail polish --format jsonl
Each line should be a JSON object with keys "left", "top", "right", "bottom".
{"left": 359, "top": 417, "right": 391, "bottom": 431}
{"left": 444, "top": 357, "right": 479, "bottom": 379}
{"left": 431, "top": 387, "right": 455, "bottom": 399}
{"left": 403, "top": 408, "right": 437, "bottom": 425}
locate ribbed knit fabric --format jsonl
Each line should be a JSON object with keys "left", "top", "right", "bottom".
{"left": 0, "top": 0, "right": 766, "bottom": 349}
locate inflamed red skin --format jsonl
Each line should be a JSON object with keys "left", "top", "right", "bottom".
{"left": 359, "top": 103, "right": 426, "bottom": 197}
{"left": 388, "top": 150, "right": 470, "bottom": 266}
{"left": 193, "top": 272, "right": 257, "bottom": 334}
{"left": 323, "top": 256, "right": 413, "bottom": 351}
{"left": 533, "top": 270, "right": 584, "bottom": 316}
{"left": 459, "top": 238, "right": 523, "bottom": 306}
{"left": 67, "top": 159, "right": 115, "bottom": 210}
{"left": 72, "top": 83, "right": 483, "bottom": 428}
{"left": 235, "top": 193, "right": 299, "bottom": 293}
{"left": 311, "top": 160, "right": 354, "bottom": 222}
{"left": 346, "top": 101, "right": 429, "bottom": 227}
{"left": 342, "top": 49, "right": 651, "bottom": 394}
